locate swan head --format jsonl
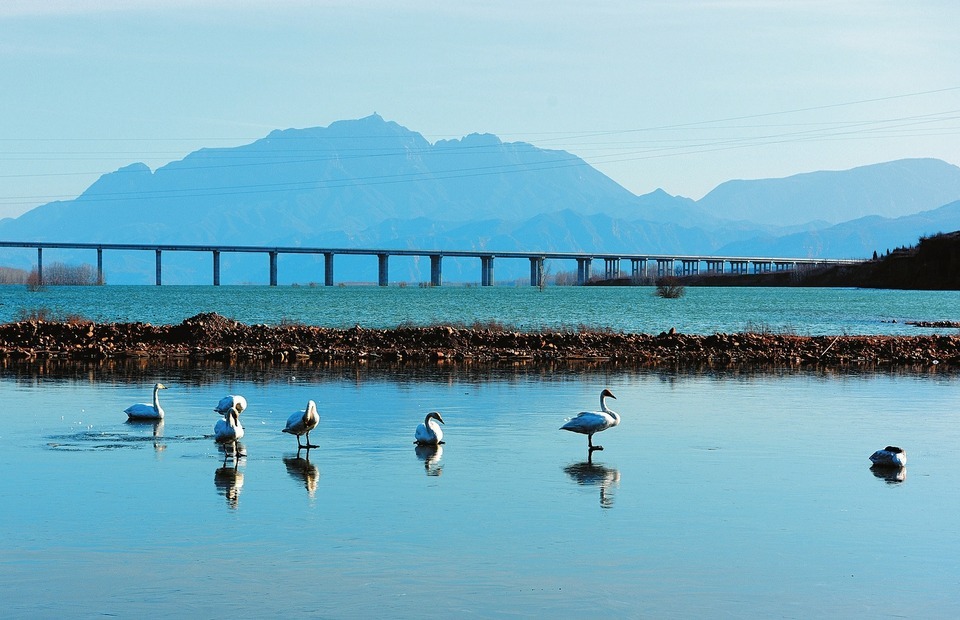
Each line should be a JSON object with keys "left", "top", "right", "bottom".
{"left": 155, "top": 383, "right": 167, "bottom": 391}
{"left": 601, "top": 388, "right": 616, "bottom": 400}
{"left": 426, "top": 411, "right": 444, "bottom": 425}
{"left": 306, "top": 400, "right": 318, "bottom": 415}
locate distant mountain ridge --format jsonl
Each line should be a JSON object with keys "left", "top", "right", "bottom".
{"left": 1, "top": 114, "right": 960, "bottom": 283}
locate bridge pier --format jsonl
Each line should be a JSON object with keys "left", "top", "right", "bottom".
{"left": 213, "top": 250, "right": 221, "bottom": 286}
{"left": 36, "top": 248, "right": 43, "bottom": 286}
{"left": 324, "top": 252, "right": 334, "bottom": 286}
{"left": 481, "top": 256, "right": 494, "bottom": 286}
{"left": 529, "top": 257, "right": 544, "bottom": 287}
{"left": 378, "top": 253, "right": 389, "bottom": 286}
{"left": 576, "top": 258, "right": 592, "bottom": 285}
{"left": 604, "top": 258, "right": 621, "bottom": 280}
{"left": 631, "top": 258, "right": 647, "bottom": 281}
{"left": 269, "top": 251, "right": 278, "bottom": 286}
{"left": 681, "top": 259, "right": 700, "bottom": 276}
{"left": 155, "top": 249, "right": 162, "bottom": 285}
{"left": 730, "top": 260, "right": 748, "bottom": 275}
{"left": 656, "top": 258, "right": 674, "bottom": 277}
{"left": 705, "top": 259, "right": 723, "bottom": 273}
{"left": 775, "top": 261, "right": 795, "bottom": 271}
{"left": 430, "top": 254, "right": 442, "bottom": 287}
{"left": 752, "top": 260, "right": 772, "bottom": 274}
{"left": 97, "top": 248, "right": 103, "bottom": 284}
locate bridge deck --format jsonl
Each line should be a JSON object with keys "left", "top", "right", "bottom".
{"left": 0, "top": 241, "right": 863, "bottom": 286}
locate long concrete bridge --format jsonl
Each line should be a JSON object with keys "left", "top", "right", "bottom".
{"left": 0, "top": 241, "right": 863, "bottom": 287}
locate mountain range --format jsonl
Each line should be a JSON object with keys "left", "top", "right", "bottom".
{"left": 2, "top": 114, "right": 959, "bottom": 284}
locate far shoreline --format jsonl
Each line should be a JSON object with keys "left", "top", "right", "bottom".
{"left": 2, "top": 312, "right": 960, "bottom": 372}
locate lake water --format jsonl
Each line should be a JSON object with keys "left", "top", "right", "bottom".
{"left": 1, "top": 284, "right": 960, "bottom": 335}
{"left": 2, "top": 285, "right": 960, "bottom": 617}
{"left": 2, "top": 366, "right": 959, "bottom": 617}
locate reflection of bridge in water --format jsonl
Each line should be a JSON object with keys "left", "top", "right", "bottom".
{"left": 0, "top": 241, "right": 864, "bottom": 287}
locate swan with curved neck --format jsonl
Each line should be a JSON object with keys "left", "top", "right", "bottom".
{"left": 214, "top": 406, "right": 245, "bottom": 445}
{"left": 560, "top": 389, "right": 620, "bottom": 451}
{"left": 415, "top": 411, "right": 445, "bottom": 445}
{"left": 125, "top": 383, "right": 167, "bottom": 420}
{"left": 283, "top": 400, "right": 321, "bottom": 450}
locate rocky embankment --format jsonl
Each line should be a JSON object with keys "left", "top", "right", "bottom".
{"left": 2, "top": 312, "right": 960, "bottom": 369}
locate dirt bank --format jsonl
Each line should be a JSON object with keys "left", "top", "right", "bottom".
{"left": 1, "top": 312, "right": 959, "bottom": 370}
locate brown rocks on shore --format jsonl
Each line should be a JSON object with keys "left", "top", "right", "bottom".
{"left": 2, "top": 312, "right": 960, "bottom": 370}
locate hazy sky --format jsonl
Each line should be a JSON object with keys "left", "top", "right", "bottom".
{"left": 2, "top": 0, "right": 958, "bottom": 220}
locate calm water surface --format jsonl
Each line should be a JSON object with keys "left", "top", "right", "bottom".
{"left": 2, "top": 284, "right": 960, "bottom": 334}
{"left": 2, "top": 367, "right": 959, "bottom": 617}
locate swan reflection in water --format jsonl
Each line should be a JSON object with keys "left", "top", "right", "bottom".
{"left": 870, "top": 464, "right": 906, "bottom": 484}
{"left": 124, "top": 418, "right": 167, "bottom": 454}
{"left": 415, "top": 444, "right": 443, "bottom": 476}
{"left": 283, "top": 455, "right": 320, "bottom": 498}
{"left": 214, "top": 454, "right": 245, "bottom": 510}
{"left": 563, "top": 453, "right": 621, "bottom": 509}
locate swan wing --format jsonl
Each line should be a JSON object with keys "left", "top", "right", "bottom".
{"left": 415, "top": 422, "right": 440, "bottom": 444}
{"left": 283, "top": 410, "right": 306, "bottom": 434}
{"left": 560, "top": 411, "right": 609, "bottom": 433}
{"left": 125, "top": 403, "right": 160, "bottom": 419}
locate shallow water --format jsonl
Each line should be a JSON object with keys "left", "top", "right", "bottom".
{"left": 2, "top": 367, "right": 959, "bottom": 617}
{"left": 2, "top": 284, "right": 960, "bottom": 335}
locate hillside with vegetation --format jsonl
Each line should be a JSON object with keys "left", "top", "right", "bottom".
{"left": 678, "top": 232, "right": 960, "bottom": 290}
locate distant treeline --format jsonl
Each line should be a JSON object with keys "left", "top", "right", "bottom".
{"left": 0, "top": 262, "right": 102, "bottom": 286}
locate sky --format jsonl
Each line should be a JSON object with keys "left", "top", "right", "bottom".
{"left": 1, "top": 0, "right": 959, "bottom": 220}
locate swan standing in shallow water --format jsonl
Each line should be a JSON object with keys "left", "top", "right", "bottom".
{"left": 125, "top": 383, "right": 167, "bottom": 420}
{"left": 214, "top": 395, "right": 247, "bottom": 417}
{"left": 214, "top": 406, "right": 245, "bottom": 445}
{"left": 869, "top": 445, "right": 907, "bottom": 467}
{"left": 415, "top": 411, "right": 445, "bottom": 445}
{"left": 560, "top": 389, "right": 619, "bottom": 451}
{"left": 283, "top": 400, "right": 320, "bottom": 450}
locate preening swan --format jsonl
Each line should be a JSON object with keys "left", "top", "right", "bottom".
{"left": 125, "top": 383, "right": 167, "bottom": 420}
{"left": 869, "top": 445, "right": 907, "bottom": 467}
{"left": 283, "top": 400, "right": 320, "bottom": 450}
{"left": 214, "top": 406, "right": 245, "bottom": 446}
{"left": 560, "top": 389, "right": 619, "bottom": 451}
{"left": 415, "top": 411, "right": 445, "bottom": 446}
{"left": 215, "top": 395, "right": 247, "bottom": 417}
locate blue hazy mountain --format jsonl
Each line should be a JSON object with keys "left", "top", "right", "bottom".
{"left": 716, "top": 199, "right": 960, "bottom": 259}
{"left": 698, "top": 158, "right": 960, "bottom": 226}
{"left": 2, "top": 115, "right": 960, "bottom": 283}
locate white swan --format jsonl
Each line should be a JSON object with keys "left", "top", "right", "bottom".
{"left": 214, "top": 406, "right": 245, "bottom": 445}
{"left": 283, "top": 400, "right": 320, "bottom": 450}
{"left": 869, "top": 445, "right": 907, "bottom": 467}
{"left": 125, "top": 383, "right": 167, "bottom": 420}
{"left": 215, "top": 394, "right": 247, "bottom": 417}
{"left": 415, "top": 411, "right": 445, "bottom": 445}
{"left": 560, "top": 389, "right": 620, "bottom": 451}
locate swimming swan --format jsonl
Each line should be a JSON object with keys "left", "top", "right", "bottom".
{"left": 283, "top": 400, "right": 320, "bottom": 450}
{"left": 560, "top": 389, "right": 620, "bottom": 451}
{"left": 215, "top": 395, "right": 247, "bottom": 417}
{"left": 415, "top": 411, "right": 445, "bottom": 446}
{"left": 125, "top": 383, "right": 167, "bottom": 420}
{"left": 869, "top": 445, "right": 906, "bottom": 467}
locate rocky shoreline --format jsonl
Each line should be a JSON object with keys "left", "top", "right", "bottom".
{"left": 2, "top": 312, "right": 960, "bottom": 371}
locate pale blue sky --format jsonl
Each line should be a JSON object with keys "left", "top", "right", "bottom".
{"left": 1, "top": 0, "right": 958, "bottom": 219}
